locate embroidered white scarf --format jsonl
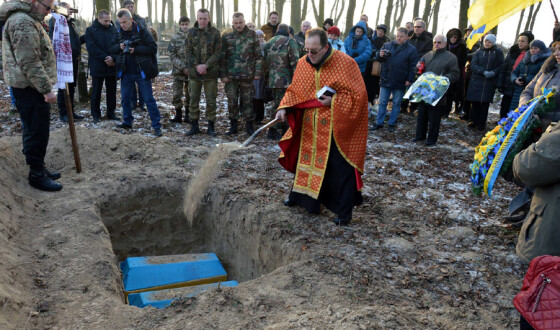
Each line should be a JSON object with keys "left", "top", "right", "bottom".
{"left": 51, "top": 13, "right": 73, "bottom": 89}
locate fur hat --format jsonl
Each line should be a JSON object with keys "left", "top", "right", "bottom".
{"left": 530, "top": 39, "right": 547, "bottom": 52}
{"left": 327, "top": 26, "right": 341, "bottom": 36}
{"left": 519, "top": 31, "right": 535, "bottom": 43}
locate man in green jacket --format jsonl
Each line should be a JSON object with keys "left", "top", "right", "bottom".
{"left": 0, "top": 0, "right": 62, "bottom": 191}
{"left": 220, "top": 12, "right": 262, "bottom": 135}
{"left": 185, "top": 8, "right": 222, "bottom": 136}
{"left": 168, "top": 16, "right": 190, "bottom": 123}
{"left": 514, "top": 123, "right": 560, "bottom": 263}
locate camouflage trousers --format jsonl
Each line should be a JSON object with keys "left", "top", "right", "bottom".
{"left": 172, "top": 76, "right": 190, "bottom": 110}
{"left": 188, "top": 78, "right": 218, "bottom": 122}
{"left": 225, "top": 79, "right": 255, "bottom": 122}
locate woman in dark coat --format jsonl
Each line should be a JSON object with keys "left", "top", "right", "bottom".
{"left": 466, "top": 34, "right": 504, "bottom": 131}
{"left": 444, "top": 28, "right": 467, "bottom": 117}
{"left": 509, "top": 40, "right": 551, "bottom": 111}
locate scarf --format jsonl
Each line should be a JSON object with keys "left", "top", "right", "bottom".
{"left": 351, "top": 34, "right": 362, "bottom": 49}
{"left": 51, "top": 13, "right": 73, "bottom": 89}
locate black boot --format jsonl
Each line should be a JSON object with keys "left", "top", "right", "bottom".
{"left": 171, "top": 108, "right": 182, "bottom": 123}
{"left": 245, "top": 120, "right": 255, "bottom": 135}
{"left": 44, "top": 168, "right": 61, "bottom": 180}
{"left": 207, "top": 121, "right": 217, "bottom": 137}
{"left": 183, "top": 109, "right": 191, "bottom": 124}
{"left": 28, "top": 169, "right": 62, "bottom": 192}
{"left": 186, "top": 120, "right": 200, "bottom": 136}
{"left": 225, "top": 119, "right": 238, "bottom": 135}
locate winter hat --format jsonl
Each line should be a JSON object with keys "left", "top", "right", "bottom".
{"left": 530, "top": 39, "right": 547, "bottom": 52}
{"left": 327, "top": 26, "right": 341, "bottom": 36}
{"left": 484, "top": 34, "right": 496, "bottom": 45}
{"left": 465, "top": 25, "right": 473, "bottom": 32}
{"left": 323, "top": 18, "right": 334, "bottom": 27}
{"left": 519, "top": 31, "right": 535, "bottom": 43}
{"left": 288, "top": 26, "right": 295, "bottom": 36}
{"left": 376, "top": 24, "right": 388, "bottom": 33}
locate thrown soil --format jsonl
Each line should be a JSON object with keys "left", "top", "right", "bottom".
{"left": 0, "top": 73, "right": 527, "bottom": 329}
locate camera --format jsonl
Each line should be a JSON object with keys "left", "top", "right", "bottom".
{"left": 519, "top": 76, "right": 527, "bottom": 85}
{"left": 383, "top": 49, "right": 392, "bottom": 57}
{"left": 123, "top": 40, "right": 132, "bottom": 54}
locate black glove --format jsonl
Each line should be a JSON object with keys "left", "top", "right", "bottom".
{"left": 351, "top": 53, "right": 359, "bottom": 58}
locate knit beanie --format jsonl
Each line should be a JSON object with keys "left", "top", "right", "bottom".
{"left": 327, "top": 26, "right": 341, "bottom": 36}
{"left": 519, "top": 31, "right": 535, "bottom": 43}
{"left": 484, "top": 34, "right": 496, "bottom": 45}
{"left": 376, "top": 24, "right": 388, "bottom": 33}
{"left": 530, "top": 39, "right": 547, "bottom": 52}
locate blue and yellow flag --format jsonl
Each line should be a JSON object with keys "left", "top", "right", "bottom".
{"left": 466, "top": 0, "right": 543, "bottom": 49}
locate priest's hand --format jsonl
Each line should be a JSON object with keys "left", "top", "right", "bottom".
{"left": 318, "top": 95, "right": 332, "bottom": 107}
{"left": 276, "top": 109, "right": 287, "bottom": 122}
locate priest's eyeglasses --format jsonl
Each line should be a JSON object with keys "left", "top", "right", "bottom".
{"left": 303, "top": 45, "right": 325, "bottom": 55}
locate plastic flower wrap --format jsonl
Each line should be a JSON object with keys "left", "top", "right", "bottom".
{"left": 470, "top": 88, "right": 554, "bottom": 196}
{"left": 403, "top": 72, "right": 450, "bottom": 106}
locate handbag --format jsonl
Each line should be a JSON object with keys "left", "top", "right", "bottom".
{"left": 513, "top": 255, "right": 560, "bottom": 330}
{"left": 371, "top": 60, "right": 382, "bottom": 76}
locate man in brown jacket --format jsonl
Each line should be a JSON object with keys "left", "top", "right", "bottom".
{"left": 514, "top": 123, "right": 560, "bottom": 263}
{"left": 259, "top": 11, "right": 279, "bottom": 41}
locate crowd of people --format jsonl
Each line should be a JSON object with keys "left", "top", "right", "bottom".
{"left": 1, "top": 0, "right": 559, "bottom": 263}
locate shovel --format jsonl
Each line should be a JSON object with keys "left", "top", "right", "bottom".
{"left": 239, "top": 118, "right": 280, "bottom": 148}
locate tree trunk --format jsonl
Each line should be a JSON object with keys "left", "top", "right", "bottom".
{"left": 257, "top": 0, "right": 262, "bottom": 26}
{"left": 95, "top": 0, "right": 111, "bottom": 13}
{"left": 209, "top": 0, "right": 214, "bottom": 25}
{"left": 516, "top": 8, "right": 526, "bottom": 38}
{"left": 276, "top": 0, "right": 287, "bottom": 21}
{"left": 291, "top": 0, "right": 302, "bottom": 30}
{"left": 384, "top": 0, "right": 393, "bottom": 27}
{"left": 189, "top": 0, "right": 195, "bottom": 23}
{"left": 168, "top": 0, "right": 174, "bottom": 29}
{"left": 333, "top": 0, "right": 345, "bottom": 24}
{"left": 161, "top": 0, "right": 167, "bottom": 29}
{"left": 360, "top": 0, "right": 366, "bottom": 19}
{"left": 345, "top": 0, "right": 356, "bottom": 37}
{"left": 529, "top": 2, "right": 542, "bottom": 31}
{"left": 233, "top": 0, "right": 238, "bottom": 12}
{"left": 147, "top": 0, "right": 153, "bottom": 22}
{"left": 301, "top": 0, "right": 308, "bottom": 23}
{"left": 412, "top": 0, "right": 420, "bottom": 19}
{"left": 421, "top": 0, "right": 431, "bottom": 25}
{"left": 458, "top": 0, "right": 469, "bottom": 32}
{"left": 524, "top": 4, "right": 534, "bottom": 32}
{"left": 393, "top": 0, "right": 407, "bottom": 33}
{"left": 375, "top": 0, "right": 383, "bottom": 28}
{"left": 252, "top": 0, "right": 257, "bottom": 23}
{"left": 180, "top": 0, "right": 187, "bottom": 17}
{"left": 431, "top": 0, "right": 441, "bottom": 34}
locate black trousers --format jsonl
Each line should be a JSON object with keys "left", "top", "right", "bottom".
{"left": 470, "top": 101, "right": 490, "bottom": 130}
{"left": 289, "top": 138, "right": 363, "bottom": 220}
{"left": 416, "top": 102, "right": 443, "bottom": 143}
{"left": 463, "top": 77, "right": 472, "bottom": 118}
{"left": 57, "top": 60, "right": 79, "bottom": 116}
{"left": 91, "top": 76, "right": 117, "bottom": 118}
{"left": 500, "top": 94, "right": 512, "bottom": 119}
{"left": 12, "top": 87, "right": 50, "bottom": 171}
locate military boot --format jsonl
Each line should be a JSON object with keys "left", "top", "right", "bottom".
{"left": 207, "top": 121, "right": 217, "bottom": 137}
{"left": 183, "top": 108, "right": 192, "bottom": 124}
{"left": 225, "top": 119, "right": 238, "bottom": 136}
{"left": 245, "top": 120, "right": 255, "bottom": 135}
{"left": 171, "top": 108, "right": 182, "bottom": 123}
{"left": 28, "top": 169, "right": 62, "bottom": 192}
{"left": 186, "top": 120, "right": 200, "bottom": 136}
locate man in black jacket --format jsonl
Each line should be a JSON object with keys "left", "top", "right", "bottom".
{"left": 85, "top": 9, "right": 119, "bottom": 123}
{"left": 49, "top": 2, "right": 85, "bottom": 122}
{"left": 110, "top": 8, "right": 162, "bottom": 136}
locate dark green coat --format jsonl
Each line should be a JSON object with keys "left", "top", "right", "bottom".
{"left": 185, "top": 22, "right": 222, "bottom": 80}
{"left": 220, "top": 26, "right": 262, "bottom": 80}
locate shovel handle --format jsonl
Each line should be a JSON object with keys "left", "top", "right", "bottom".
{"left": 240, "top": 118, "right": 281, "bottom": 148}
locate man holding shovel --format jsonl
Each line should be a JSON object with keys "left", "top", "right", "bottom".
{"left": 275, "top": 28, "right": 368, "bottom": 226}
{"left": 1, "top": 0, "right": 62, "bottom": 191}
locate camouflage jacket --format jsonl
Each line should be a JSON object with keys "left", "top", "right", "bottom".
{"left": 220, "top": 26, "right": 262, "bottom": 80}
{"left": 185, "top": 21, "right": 222, "bottom": 80}
{"left": 0, "top": 0, "right": 56, "bottom": 94}
{"left": 168, "top": 29, "right": 188, "bottom": 78}
{"left": 263, "top": 34, "right": 299, "bottom": 88}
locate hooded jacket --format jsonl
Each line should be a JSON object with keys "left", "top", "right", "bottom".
{"left": 85, "top": 19, "right": 118, "bottom": 77}
{"left": 343, "top": 21, "right": 372, "bottom": 73}
{"left": 185, "top": 21, "right": 222, "bottom": 80}
{"left": 509, "top": 48, "right": 551, "bottom": 110}
{"left": 466, "top": 45, "right": 504, "bottom": 103}
{"left": 0, "top": 0, "right": 56, "bottom": 94}
{"left": 446, "top": 28, "right": 467, "bottom": 74}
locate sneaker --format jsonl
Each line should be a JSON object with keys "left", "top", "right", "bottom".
{"left": 154, "top": 128, "right": 163, "bottom": 137}
{"left": 370, "top": 124, "right": 383, "bottom": 131}
{"left": 117, "top": 123, "right": 132, "bottom": 129}
{"left": 388, "top": 125, "right": 396, "bottom": 132}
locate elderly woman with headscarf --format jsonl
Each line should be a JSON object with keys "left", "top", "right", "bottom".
{"left": 466, "top": 34, "right": 504, "bottom": 131}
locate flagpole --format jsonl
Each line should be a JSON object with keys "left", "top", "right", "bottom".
{"left": 551, "top": 0, "right": 559, "bottom": 23}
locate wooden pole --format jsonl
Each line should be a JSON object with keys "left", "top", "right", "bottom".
{"left": 551, "top": 0, "right": 559, "bottom": 22}
{"left": 64, "top": 84, "right": 82, "bottom": 173}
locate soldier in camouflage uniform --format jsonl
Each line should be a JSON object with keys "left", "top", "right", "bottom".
{"left": 185, "top": 8, "right": 222, "bottom": 136}
{"left": 220, "top": 12, "right": 262, "bottom": 136}
{"left": 168, "top": 16, "right": 191, "bottom": 123}
{"left": 263, "top": 23, "right": 299, "bottom": 139}
{"left": 0, "top": 0, "right": 62, "bottom": 192}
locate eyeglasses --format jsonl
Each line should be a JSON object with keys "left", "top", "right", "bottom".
{"left": 303, "top": 45, "right": 325, "bottom": 55}
{"left": 37, "top": 0, "right": 52, "bottom": 11}
{"left": 433, "top": 41, "right": 443, "bottom": 44}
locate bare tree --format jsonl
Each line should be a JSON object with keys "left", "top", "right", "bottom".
{"left": 392, "top": 0, "right": 408, "bottom": 33}
{"left": 516, "top": 8, "right": 526, "bottom": 37}
{"left": 168, "top": 0, "right": 174, "bottom": 29}
{"left": 529, "top": 2, "right": 542, "bottom": 31}
{"left": 147, "top": 0, "right": 152, "bottom": 22}
{"left": 384, "top": 0, "right": 393, "bottom": 27}
{"left": 252, "top": 0, "right": 258, "bottom": 24}
{"left": 276, "top": 0, "right": 287, "bottom": 21}
{"left": 412, "top": 0, "right": 420, "bottom": 19}
{"left": 330, "top": 0, "right": 345, "bottom": 24}
{"left": 375, "top": 0, "right": 383, "bottom": 26}
{"left": 209, "top": 0, "right": 214, "bottom": 25}
{"left": 291, "top": 0, "right": 302, "bottom": 29}
{"left": 189, "top": 0, "right": 195, "bottom": 24}
{"left": 421, "top": 0, "right": 431, "bottom": 24}
{"left": 161, "top": 0, "right": 167, "bottom": 28}
{"left": 310, "top": 0, "right": 324, "bottom": 28}
{"left": 524, "top": 4, "right": 534, "bottom": 32}
{"left": 431, "top": 0, "right": 441, "bottom": 34}
{"left": 257, "top": 0, "right": 262, "bottom": 26}
{"left": 345, "top": 0, "right": 356, "bottom": 37}
{"left": 458, "top": 0, "right": 469, "bottom": 31}
{"left": 233, "top": 0, "right": 239, "bottom": 12}
{"left": 360, "top": 0, "right": 366, "bottom": 18}
{"left": 301, "top": 0, "right": 308, "bottom": 24}
{"left": 180, "top": 0, "right": 187, "bottom": 17}
{"left": 96, "top": 0, "right": 111, "bottom": 13}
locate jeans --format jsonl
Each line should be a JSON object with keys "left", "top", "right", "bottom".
{"left": 12, "top": 87, "right": 50, "bottom": 170}
{"left": 91, "top": 76, "right": 117, "bottom": 118}
{"left": 121, "top": 73, "right": 161, "bottom": 129}
{"left": 131, "top": 82, "right": 144, "bottom": 108}
{"left": 377, "top": 87, "right": 405, "bottom": 126}
{"left": 9, "top": 87, "right": 15, "bottom": 106}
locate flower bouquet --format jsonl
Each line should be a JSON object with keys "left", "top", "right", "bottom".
{"left": 403, "top": 72, "right": 450, "bottom": 106}
{"left": 470, "top": 88, "right": 554, "bottom": 196}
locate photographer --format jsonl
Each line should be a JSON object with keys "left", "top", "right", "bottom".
{"left": 110, "top": 8, "right": 162, "bottom": 136}
{"left": 509, "top": 40, "right": 550, "bottom": 111}
{"left": 371, "top": 27, "right": 418, "bottom": 132}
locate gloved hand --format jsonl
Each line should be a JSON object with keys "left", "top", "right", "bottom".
{"left": 351, "top": 53, "right": 359, "bottom": 58}
{"left": 483, "top": 71, "right": 496, "bottom": 78}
